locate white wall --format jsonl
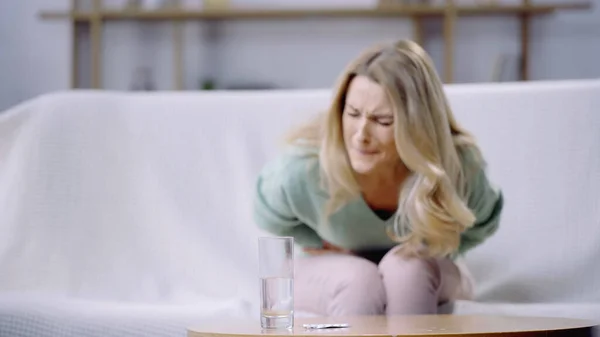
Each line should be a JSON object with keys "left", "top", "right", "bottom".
{"left": 0, "top": 1, "right": 26, "bottom": 110}
{"left": 0, "top": 0, "right": 71, "bottom": 111}
{"left": 0, "top": 0, "right": 599, "bottom": 110}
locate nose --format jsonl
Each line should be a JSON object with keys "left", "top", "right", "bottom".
{"left": 355, "top": 117, "right": 370, "bottom": 145}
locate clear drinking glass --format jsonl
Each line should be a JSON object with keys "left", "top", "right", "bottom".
{"left": 258, "top": 237, "right": 294, "bottom": 330}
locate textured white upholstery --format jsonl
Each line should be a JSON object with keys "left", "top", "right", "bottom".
{"left": 1, "top": 79, "right": 599, "bottom": 336}
{"left": 448, "top": 80, "right": 600, "bottom": 305}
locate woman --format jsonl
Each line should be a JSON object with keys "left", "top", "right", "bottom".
{"left": 253, "top": 40, "right": 503, "bottom": 316}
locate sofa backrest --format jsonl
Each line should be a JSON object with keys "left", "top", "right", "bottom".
{"left": 0, "top": 80, "right": 599, "bottom": 307}
{"left": 448, "top": 80, "right": 600, "bottom": 304}
{"left": 0, "top": 89, "right": 329, "bottom": 306}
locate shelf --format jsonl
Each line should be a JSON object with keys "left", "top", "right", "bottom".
{"left": 40, "top": 2, "right": 591, "bottom": 21}
{"left": 37, "top": 1, "right": 593, "bottom": 90}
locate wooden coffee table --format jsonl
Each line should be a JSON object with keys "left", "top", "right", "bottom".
{"left": 187, "top": 315, "right": 597, "bottom": 337}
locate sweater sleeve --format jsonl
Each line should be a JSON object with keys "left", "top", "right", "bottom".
{"left": 253, "top": 158, "right": 324, "bottom": 248}
{"left": 457, "top": 155, "right": 504, "bottom": 256}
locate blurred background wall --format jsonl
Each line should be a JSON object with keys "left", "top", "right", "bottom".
{"left": 0, "top": 0, "right": 598, "bottom": 111}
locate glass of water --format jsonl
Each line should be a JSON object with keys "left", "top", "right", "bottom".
{"left": 258, "top": 236, "right": 294, "bottom": 330}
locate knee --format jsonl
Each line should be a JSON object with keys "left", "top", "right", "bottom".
{"left": 378, "top": 248, "right": 441, "bottom": 291}
{"left": 329, "top": 256, "right": 386, "bottom": 316}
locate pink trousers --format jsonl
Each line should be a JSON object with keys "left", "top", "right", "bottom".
{"left": 294, "top": 246, "right": 474, "bottom": 316}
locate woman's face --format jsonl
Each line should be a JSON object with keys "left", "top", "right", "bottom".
{"left": 342, "top": 75, "right": 401, "bottom": 175}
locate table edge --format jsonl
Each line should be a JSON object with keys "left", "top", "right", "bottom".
{"left": 186, "top": 315, "right": 599, "bottom": 337}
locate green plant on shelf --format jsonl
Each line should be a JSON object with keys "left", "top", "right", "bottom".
{"left": 200, "top": 79, "right": 216, "bottom": 90}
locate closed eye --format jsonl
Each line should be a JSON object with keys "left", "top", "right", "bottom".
{"left": 371, "top": 114, "right": 393, "bottom": 126}
{"left": 345, "top": 106, "right": 361, "bottom": 117}
{"left": 376, "top": 118, "right": 393, "bottom": 126}
{"left": 345, "top": 105, "right": 393, "bottom": 126}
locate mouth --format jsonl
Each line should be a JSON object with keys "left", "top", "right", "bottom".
{"left": 354, "top": 148, "right": 378, "bottom": 155}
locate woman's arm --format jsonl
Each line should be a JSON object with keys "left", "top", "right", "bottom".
{"left": 458, "top": 163, "right": 504, "bottom": 256}
{"left": 253, "top": 160, "right": 323, "bottom": 248}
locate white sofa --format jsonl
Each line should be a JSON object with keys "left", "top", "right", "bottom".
{"left": 0, "top": 79, "right": 599, "bottom": 337}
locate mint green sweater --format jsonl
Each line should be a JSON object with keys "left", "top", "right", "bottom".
{"left": 253, "top": 146, "right": 503, "bottom": 257}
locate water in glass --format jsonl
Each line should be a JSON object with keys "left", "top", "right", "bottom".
{"left": 260, "top": 276, "right": 293, "bottom": 329}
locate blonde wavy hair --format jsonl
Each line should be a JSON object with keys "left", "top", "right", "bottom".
{"left": 288, "top": 39, "right": 483, "bottom": 258}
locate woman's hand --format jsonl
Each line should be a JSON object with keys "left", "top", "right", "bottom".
{"left": 303, "top": 241, "right": 351, "bottom": 255}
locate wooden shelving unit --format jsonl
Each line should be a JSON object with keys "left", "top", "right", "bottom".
{"left": 40, "top": 0, "right": 591, "bottom": 90}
